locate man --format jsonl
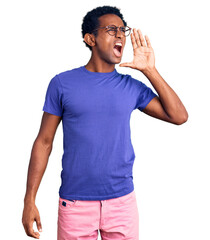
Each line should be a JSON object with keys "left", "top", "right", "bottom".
{"left": 22, "top": 5, "right": 188, "bottom": 240}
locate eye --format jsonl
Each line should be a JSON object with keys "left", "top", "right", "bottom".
{"left": 108, "top": 25, "right": 117, "bottom": 30}
{"left": 121, "top": 27, "right": 129, "bottom": 33}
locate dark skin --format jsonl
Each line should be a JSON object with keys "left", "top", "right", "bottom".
{"left": 22, "top": 13, "right": 188, "bottom": 239}
{"left": 22, "top": 113, "right": 61, "bottom": 239}
{"left": 84, "top": 14, "right": 126, "bottom": 72}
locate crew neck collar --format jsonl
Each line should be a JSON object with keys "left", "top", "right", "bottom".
{"left": 81, "top": 65, "right": 118, "bottom": 77}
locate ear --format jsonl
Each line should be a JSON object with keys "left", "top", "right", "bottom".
{"left": 84, "top": 33, "right": 96, "bottom": 47}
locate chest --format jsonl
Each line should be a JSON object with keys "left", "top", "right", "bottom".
{"left": 62, "top": 80, "right": 136, "bottom": 118}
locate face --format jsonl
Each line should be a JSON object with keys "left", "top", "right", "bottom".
{"left": 89, "top": 14, "right": 127, "bottom": 64}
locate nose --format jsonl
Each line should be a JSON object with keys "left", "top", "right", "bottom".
{"left": 115, "top": 27, "right": 124, "bottom": 38}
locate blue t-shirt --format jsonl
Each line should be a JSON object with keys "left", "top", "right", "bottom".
{"left": 42, "top": 65, "right": 157, "bottom": 200}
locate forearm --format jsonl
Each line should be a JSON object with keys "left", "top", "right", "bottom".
{"left": 24, "top": 138, "right": 52, "bottom": 204}
{"left": 142, "top": 67, "right": 188, "bottom": 121}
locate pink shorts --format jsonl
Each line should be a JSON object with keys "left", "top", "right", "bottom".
{"left": 57, "top": 190, "right": 139, "bottom": 240}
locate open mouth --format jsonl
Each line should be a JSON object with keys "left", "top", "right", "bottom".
{"left": 113, "top": 42, "right": 122, "bottom": 57}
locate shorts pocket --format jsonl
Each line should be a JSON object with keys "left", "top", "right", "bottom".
{"left": 58, "top": 197, "right": 78, "bottom": 211}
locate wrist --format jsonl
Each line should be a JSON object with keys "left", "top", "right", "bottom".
{"left": 141, "top": 66, "right": 157, "bottom": 76}
{"left": 24, "top": 194, "right": 36, "bottom": 205}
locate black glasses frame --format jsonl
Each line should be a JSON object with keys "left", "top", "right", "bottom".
{"left": 92, "top": 25, "right": 132, "bottom": 37}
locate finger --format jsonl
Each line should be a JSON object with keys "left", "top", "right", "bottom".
{"left": 130, "top": 32, "right": 138, "bottom": 49}
{"left": 25, "top": 227, "right": 40, "bottom": 238}
{"left": 133, "top": 28, "right": 141, "bottom": 47}
{"left": 36, "top": 216, "right": 42, "bottom": 232}
{"left": 119, "top": 62, "right": 133, "bottom": 68}
{"left": 25, "top": 223, "right": 40, "bottom": 239}
{"left": 137, "top": 29, "right": 147, "bottom": 47}
{"left": 145, "top": 35, "right": 152, "bottom": 48}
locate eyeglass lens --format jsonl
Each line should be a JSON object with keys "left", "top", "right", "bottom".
{"left": 107, "top": 25, "right": 131, "bottom": 37}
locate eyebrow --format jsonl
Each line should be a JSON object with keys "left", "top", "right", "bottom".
{"left": 108, "top": 24, "right": 126, "bottom": 27}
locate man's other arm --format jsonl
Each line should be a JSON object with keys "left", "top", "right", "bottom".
{"left": 22, "top": 112, "right": 61, "bottom": 239}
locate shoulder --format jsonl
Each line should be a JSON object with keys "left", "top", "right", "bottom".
{"left": 117, "top": 71, "right": 145, "bottom": 88}
{"left": 51, "top": 66, "right": 83, "bottom": 87}
{"left": 116, "top": 71, "right": 133, "bottom": 83}
{"left": 57, "top": 66, "right": 82, "bottom": 79}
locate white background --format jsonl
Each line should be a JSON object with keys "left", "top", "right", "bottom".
{"left": 0, "top": 0, "right": 209, "bottom": 239}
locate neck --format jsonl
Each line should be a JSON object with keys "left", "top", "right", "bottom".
{"left": 85, "top": 53, "right": 115, "bottom": 73}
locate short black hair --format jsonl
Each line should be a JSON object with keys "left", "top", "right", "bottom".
{"left": 81, "top": 5, "right": 127, "bottom": 51}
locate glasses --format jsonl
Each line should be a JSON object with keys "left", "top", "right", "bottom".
{"left": 92, "top": 25, "right": 132, "bottom": 37}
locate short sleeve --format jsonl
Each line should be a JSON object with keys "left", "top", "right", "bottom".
{"left": 134, "top": 79, "right": 158, "bottom": 111}
{"left": 42, "top": 75, "right": 63, "bottom": 117}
